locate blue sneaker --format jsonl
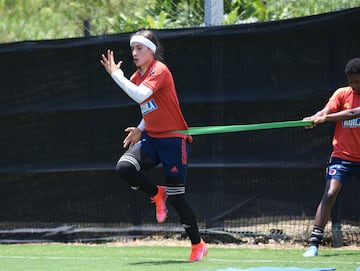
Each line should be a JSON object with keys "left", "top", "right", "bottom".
{"left": 303, "top": 245, "right": 318, "bottom": 257}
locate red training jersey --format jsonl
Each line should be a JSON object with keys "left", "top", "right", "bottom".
{"left": 130, "top": 60, "right": 191, "bottom": 141}
{"left": 326, "top": 86, "right": 360, "bottom": 162}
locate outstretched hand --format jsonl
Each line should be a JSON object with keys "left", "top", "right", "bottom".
{"left": 303, "top": 117, "right": 316, "bottom": 129}
{"left": 100, "top": 49, "right": 123, "bottom": 75}
{"left": 303, "top": 116, "right": 325, "bottom": 129}
{"left": 123, "top": 127, "right": 142, "bottom": 148}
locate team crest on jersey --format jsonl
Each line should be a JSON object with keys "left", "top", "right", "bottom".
{"left": 148, "top": 64, "right": 156, "bottom": 77}
{"left": 342, "top": 118, "right": 360, "bottom": 128}
{"left": 141, "top": 99, "right": 158, "bottom": 115}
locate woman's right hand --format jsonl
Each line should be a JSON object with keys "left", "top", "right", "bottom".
{"left": 100, "top": 49, "right": 123, "bottom": 75}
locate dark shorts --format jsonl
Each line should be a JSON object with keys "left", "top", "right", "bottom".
{"left": 325, "top": 156, "right": 360, "bottom": 184}
{"left": 125, "top": 132, "right": 189, "bottom": 182}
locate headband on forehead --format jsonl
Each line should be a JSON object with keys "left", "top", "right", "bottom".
{"left": 130, "top": 35, "right": 157, "bottom": 53}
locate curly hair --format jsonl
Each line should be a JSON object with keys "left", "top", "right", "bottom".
{"left": 345, "top": 58, "right": 360, "bottom": 75}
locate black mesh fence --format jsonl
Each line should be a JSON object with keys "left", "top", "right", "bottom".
{"left": 1, "top": 8, "right": 360, "bottom": 244}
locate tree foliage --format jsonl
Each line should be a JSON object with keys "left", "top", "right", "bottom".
{"left": 0, "top": 0, "right": 359, "bottom": 43}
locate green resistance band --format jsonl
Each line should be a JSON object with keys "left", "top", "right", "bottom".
{"left": 173, "top": 120, "right": 313, "bottom": 136}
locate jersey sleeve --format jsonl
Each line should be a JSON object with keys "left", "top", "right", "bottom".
{"left": 326, "top": 87, "right": 347, "bottom": 113}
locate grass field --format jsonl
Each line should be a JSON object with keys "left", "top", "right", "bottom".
{"left": 0, "top": 241, "right": 359, "bottom": 271}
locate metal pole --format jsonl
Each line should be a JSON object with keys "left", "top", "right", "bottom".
{"left": 83, "top": 20, "right": 90, "bottom": 37}
{"left": 204, "top": 0, "right": 224, "bottom": 26}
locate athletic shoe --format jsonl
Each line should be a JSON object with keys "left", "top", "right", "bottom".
{"left": 303, "top": 245, "right": 318, "bottom": 257}
{"left": 150, "top": 185, "right": 168, "bottom": 223}
{"left": 188, "top": 239, "right": 208, "bottom": 262}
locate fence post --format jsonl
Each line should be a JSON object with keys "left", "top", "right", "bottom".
{"left": 83, "top": 20, "right": 90, "bottom": 37}
{"left": 204, "top": 0, "right": 224, "bottom": 26}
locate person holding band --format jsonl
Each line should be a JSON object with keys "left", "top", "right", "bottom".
{"left": 302, "top": 58, "right": 360, "bottom": 257}
{"left": 100, "top": 29, "right": 208, "bottom": 262}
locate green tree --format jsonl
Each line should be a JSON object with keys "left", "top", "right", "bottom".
{"left": 0, "top": 0, "right": 359, "bottom": 43}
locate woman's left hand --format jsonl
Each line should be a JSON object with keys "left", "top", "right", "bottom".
{"left": 123, "top": 127, "right": 142, "bottom": 148}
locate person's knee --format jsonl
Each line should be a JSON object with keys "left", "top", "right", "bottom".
{"left": 116, "top": 161, "right": 136, "bottom": 177}
{"left": 116, "top": 153, "right": 141, "bottom": 176}
{"left": 116, "top": 161, "right": 143, "bottom": 190}
{"left": 322, "top": 179, "right": 342, "bottom": 204}
{"left": 322, "top": 190, "right": 338, "bottom": 205}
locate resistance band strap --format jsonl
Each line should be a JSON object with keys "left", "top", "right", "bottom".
{"left": 173, "top": 120, "right": 313, "bottom": 136}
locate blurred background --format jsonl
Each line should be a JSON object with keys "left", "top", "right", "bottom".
{"left": 1, "top": 0, "right": 360, "bottom": 43}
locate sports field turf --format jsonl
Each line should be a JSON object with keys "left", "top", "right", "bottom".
{"left": 0, "top": 243, "right": 359, "bottom": 271}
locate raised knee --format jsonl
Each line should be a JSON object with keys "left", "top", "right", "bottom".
{"left": 116, "top": 161, "right": 136, "bottom": 178}
{"left": 116, "top": 153, "right": 140, "bottom": 175}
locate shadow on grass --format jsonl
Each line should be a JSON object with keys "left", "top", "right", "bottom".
{"left": 129, "top": 260, "right": 191, "bottom": 265}
{"left": 321, "top": 251, "right": 360, "bottom": 257}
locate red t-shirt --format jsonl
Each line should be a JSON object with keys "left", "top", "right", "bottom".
{"left": 327, "top": 86, "right": 360, "bottom": 162}
{"left": 130, "top": 60, "right": 191, "bottom": 141}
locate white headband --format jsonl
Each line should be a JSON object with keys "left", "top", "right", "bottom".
{"left": 130, "top": 35, "right": 157, "bottom": 53}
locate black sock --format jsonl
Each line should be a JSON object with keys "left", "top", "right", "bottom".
{"left": 310, "top": 225, "right": 324, "bottom": 247}
{"left": 168, "top": 194, "right": 201, "bottom": 244}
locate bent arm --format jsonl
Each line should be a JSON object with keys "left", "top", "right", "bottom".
{"left": 303, "top": 107, "right": 331, "bottom": 128}
{"left": 304, "top": 106, "right": 360, "bottom": 127}
{"left": 100, "top": 49, "right": 153, "bottom": 103}
{"left": 321, "top": 107, "right": 360, "bottom": 122}
{"left": 111, "top": 70, "right": 153, "bottom": 103}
